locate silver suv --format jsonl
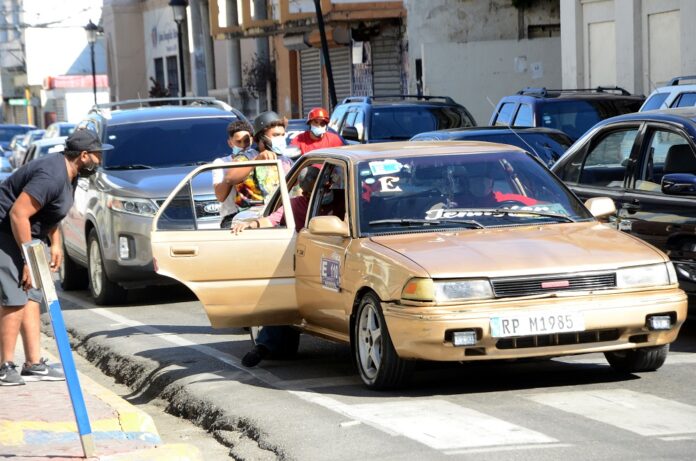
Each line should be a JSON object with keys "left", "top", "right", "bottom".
{"left": 59, "top": 98, "right": 246, "bottom": 304}
{"left": 641, "top": 75, "right": 696, "bottom": 111}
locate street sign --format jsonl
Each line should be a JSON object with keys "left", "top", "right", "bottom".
{"left": 8, "top": 98, "right": 28, "bottom": 106}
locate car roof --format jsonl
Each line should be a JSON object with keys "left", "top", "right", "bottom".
{"left": 30, "top": 136, "right": 68, "bottom": 147}
{"left": 600, "top": 107, "right": 696, "bottom": 125}
{"left": 413, "top": 126, "right": 569, "bottom": 138}
{"left": 0, "top": 123, "right": 36, "bottom": 129}
{"left": 95, "top": 106, "right": 240, "bottom": 125}
{"left": 305, "top": 141, "right": 527, "bottom": 163}
{"left": 503, "top": 92, "right": 644, "bottom": 103}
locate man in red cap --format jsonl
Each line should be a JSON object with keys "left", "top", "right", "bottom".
{"left": 290, "top": 107, "right": 345, "bottom": 155}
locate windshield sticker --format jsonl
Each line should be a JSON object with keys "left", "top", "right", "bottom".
{"left": 321, "top": 257, "right": 340, "bottom": 292}
{"left": 425, "top": 204, "right": 568, "bottom": 221}
{"left": 364, "top": 177, "right": 376, "bottom": 185}
{"left": 369, "top": 160, "right": 403, "bottom": 176}
{"left": 377, "top": 176, "right": 402, "bottom": 192}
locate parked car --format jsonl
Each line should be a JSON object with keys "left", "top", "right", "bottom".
{"left": 11, "top": 128, "right": 45, "bottom": 168}
{"left": 19, "top": 136, "right": 67, "bottom": 166}
{"left": 151, "top": 141, "right": 687, "bottom": 389}
{"left": 640, "top": 75, "right": 696, "bottom": 111}
{"left": 59, "top": 97, "right": 247, "bottom": 305}
{"left": 329, "top": 95, "right": 476, "bottom": 144}
{"left": 44, "top": 121, "right": 76, "bottom": 138}
{"left": 0, "top": 156, "right": 12, "bottom": 183}
{"left": 0, "top": 123, "right": 36, "bottom": 157}
{"left": 490, "top": 87, "right": 645, "bottom": 141}
{"left": 411, "top": 126, "right": 572, "bottom": 167}
{"left": 551, "top": 107, "right": 696, "bottom": 295}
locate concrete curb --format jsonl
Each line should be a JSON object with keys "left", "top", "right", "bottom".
{"left": 99, "top": 443, "right": 204, "bottom": 461}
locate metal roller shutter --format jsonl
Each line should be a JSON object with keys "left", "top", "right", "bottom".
{"left": 300, "top": 48, "right": 322, "bottom": 115}
{"left": 371, "top": 27, "right": 402, "bottom": 96}
{"left": 329, "top": 46, "right": 352, "bottom": 104}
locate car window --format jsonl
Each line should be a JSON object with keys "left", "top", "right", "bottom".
{"left": 370, "top": 106, "right": 473, "bottom": 141}
{"left": 578, "top": 129, "right": 638, "bottom": 188}
{"left": 642, "top": 93, "right": 670, "bottom": 111}
{"left": 103, "top": 117, "right": 238, "bottom": 168}
{"left": 309, "top": 163, "right": 347, "bottom": 222}
{"left": 0, "top": 126, "right": 31, "bottom": 142}
{"left": 329, "top": 105, "right": 349, "bottom": 131}
{"left": 513, "top": 104, "right": 533, "bottom": 126}
{"left": 672, "top": 93, "right": 696, "bottom": 108}
{"left": 493, "top": 102, "right": 517, "bottom": 126}
{"left": 636, "top": 130, "right": 695, "bottom": 192}
{"left": 540, "top": 101, "right": 603, "bottom": 140}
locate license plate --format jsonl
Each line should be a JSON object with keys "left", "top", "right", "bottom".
{"left": 490, "top": 311, "right": 585, "bottom": 338}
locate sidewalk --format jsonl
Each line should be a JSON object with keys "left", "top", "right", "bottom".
{"left": 1, "top": 346, "right": 202, "bottom": 460}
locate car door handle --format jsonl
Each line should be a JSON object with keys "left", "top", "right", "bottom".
{"left": 170, "top": 247, "right": 198, "bottom": 257}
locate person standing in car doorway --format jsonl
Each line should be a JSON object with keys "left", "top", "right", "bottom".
{"left": 291, "top": 107, "right": 345, "bottom": 155}
{"left": 0, "top": 129, "right": 112, "bottom": 386}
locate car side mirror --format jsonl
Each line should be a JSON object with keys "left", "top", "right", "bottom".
{"left": 341, "top": 126, "right": 360, "bottom": 142}
{"left": 661, "top": 173, "right": 696, "bottom": 196}
{"left": 584, "top": 197, "right": 616, "bottom": 218}
{"left": 308, "top": 215, "right": 350, "bottom": 237}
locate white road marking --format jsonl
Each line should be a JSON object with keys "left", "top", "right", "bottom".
{"left": 557, "top": 353, "right": 696, "bottom": 365}
{"left": 527, "top": 390, "right": 696, "bottom": 436}
{"left": 445, "top": 443, "right": 573, "bottom": 455}
{"left": 348, "top": 400, "right": 557, "bottom": 450}
{"left": 659, "top": 435, "right": 696, "bottom": 442}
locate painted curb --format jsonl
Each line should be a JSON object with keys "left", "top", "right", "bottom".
{"left": 99, "top": 443, "right": 204, "bottom": 461}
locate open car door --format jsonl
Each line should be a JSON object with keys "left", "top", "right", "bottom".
{"left": 150, "top": 160, "right": 298, "bottom": 328}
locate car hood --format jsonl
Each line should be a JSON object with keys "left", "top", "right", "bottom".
{"left": 99, "top": 165, "right": 199, "bottom": 198}
{"left": 369, "top": 222, "right": 666, "bottom": 278}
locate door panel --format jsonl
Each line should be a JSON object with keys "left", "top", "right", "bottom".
{"left": 151, "top": 161, "right": 299, "bottom": 328}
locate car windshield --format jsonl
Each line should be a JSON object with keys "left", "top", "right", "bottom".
{"left": 102, "top": 116, "right": 238, "bottom": 168}
{"left": 540, "top": 100, "right": 642, "bottom": 140}
{"left": 370, "top": 106, "right": 474, "bottom": 140}
{"left": 357, "top": 152, "right": 592, "bottom": 235}
{"left": 0, "top": 126, "right": 31, "bottom": 142}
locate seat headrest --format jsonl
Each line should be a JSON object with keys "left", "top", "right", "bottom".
{"left": 664, "top": 144, "right": 696, "bottom": 174}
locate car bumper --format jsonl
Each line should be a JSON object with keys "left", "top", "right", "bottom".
{"left": 383, "top": 288, "right": 687, "bottom": 362}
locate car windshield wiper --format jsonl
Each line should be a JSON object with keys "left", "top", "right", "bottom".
{"left": 106, "top": 164, "right": 153, "bottom": 170}
{"left": 368, "top": 218, "right": 484, "bottom": 229}
{"left": 455, "top": 208, "right": 576, "bottom": 223}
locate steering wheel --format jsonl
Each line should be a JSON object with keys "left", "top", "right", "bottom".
{"left": 495, "top": 199, "right": 529, "bottom": 208}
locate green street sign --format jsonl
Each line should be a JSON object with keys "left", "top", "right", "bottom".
{"left": 8, "top": 98, "right": 28, "bottom": 106}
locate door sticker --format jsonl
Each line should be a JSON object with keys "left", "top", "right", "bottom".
{"left": 321, "top": 257, "right": 340, "bottom": 292}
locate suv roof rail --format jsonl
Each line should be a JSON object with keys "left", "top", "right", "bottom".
{"left": 341, "top": 95, "right": 457, "bottom": 105}
{"left": 517, "top": 86, "right": 631, "bottom": 97}
{"left": 91, "top": 97, "right": 233, "bottom": 112}
{"left": 668, "top": 75, "right": 696, "bottom": 86}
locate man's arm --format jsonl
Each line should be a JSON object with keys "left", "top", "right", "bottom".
{"left": 47, "top": 225, "right": 62, "bottom": 272}
{"left": 9, "top": 191, "right": 42, "bottom": 289}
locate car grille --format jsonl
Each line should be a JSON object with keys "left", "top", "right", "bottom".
{"left": 491, "top": 272, "right": 616, "bottom": 297}
{"left": 155, "top": 197, "right": 220, "bottom": 219}
{"left": 496, "top": 329, "right": 620, "bottom": 349}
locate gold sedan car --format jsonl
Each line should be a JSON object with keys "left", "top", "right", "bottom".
{"left": 151, "top": 142, "right": 687, "bottom": 389}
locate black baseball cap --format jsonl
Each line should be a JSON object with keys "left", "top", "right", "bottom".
{"left": 64, "top": 129, "right": 114, "bottom": 154}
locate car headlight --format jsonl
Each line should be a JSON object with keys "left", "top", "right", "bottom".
{"left": 107, "top": 195, "right": 158, "bottom": 217}
{"left": 402, "top": 278, "right": 493, "bottom": 303}
{"left": 616, "top": 263, "right": 674, "bottom": 289}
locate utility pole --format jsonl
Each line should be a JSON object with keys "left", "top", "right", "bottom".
{"left": 313, "top": 0, "right": 337, "bottom": 110}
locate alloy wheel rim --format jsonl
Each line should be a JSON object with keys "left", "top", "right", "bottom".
{"left": 357, "top": 301, "right": 382, "bottom": 380}
{"left": 89, "top": 240, "right": 102, "bottom": 295}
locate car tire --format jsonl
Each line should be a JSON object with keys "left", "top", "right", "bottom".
{"left": 59, "top": 244, "right": 88, "bottom": 291}
{"left": 352, "top": 292, "right": 413, "bottom": 390}
{"left": 87, "top": 229, "right": 127, "bottom": 305}
{"left": 604, "top": 344, "right": 669, "bottom": 373}
{"left": 249, "top": 326, "right": 301, "bottom": 359}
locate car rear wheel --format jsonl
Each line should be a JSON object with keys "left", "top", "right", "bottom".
{"left": 604, "top": 344, "right": 669, "bottom": 373}
{"left": 59, "top": 243, "right": 88, "bottom": 291}
{"left": 88, "top": 229, "right": 127, "bottom": 305}
{"left": 353, "top": 292, "right": 413, "bottom": 390}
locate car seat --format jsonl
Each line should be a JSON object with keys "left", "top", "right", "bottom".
{"left": 664, "top": 144, "right": 696, "bottom": 174}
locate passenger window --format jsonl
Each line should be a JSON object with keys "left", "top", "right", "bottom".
{"left": 672, "top": 93, "right": 696, "bottom": 108}
{"left": 637, "top": 130, "right": 695, "bottom": 192}
{"left": 513, "top": 104, "right": 533, "bottom": 126}
{"left": 578, "top": 129, "right": 638, "bottom": 188}
{"left": 310, "top": 163, "right": 347, "bottom": 221}
{"left": 493, "top": 103, "right": 517, "bottom": 126}
{"left": 329, "top": 106, "right": 349, "bottom": 131}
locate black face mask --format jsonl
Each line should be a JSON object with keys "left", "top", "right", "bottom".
{"left": 78, "top": 157, "right": 98, "bottom": 178}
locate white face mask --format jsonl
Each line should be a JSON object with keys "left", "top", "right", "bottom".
{"left": 270, "top": 136, "right": 287, "bottom": 155}
{"left": 231, "top": 145, "right": 245, "bottom": 155}
{"left": 310, "top": 125, "right": 327, "bottom": 137}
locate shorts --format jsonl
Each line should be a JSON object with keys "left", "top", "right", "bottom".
{"left": 0, "top": 232, "right": 43, "bottom": 307}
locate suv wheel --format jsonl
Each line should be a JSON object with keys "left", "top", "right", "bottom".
{"left": 59, "top": 243, "right": 88, "bottom": 291}
{"left": 88, "top": 229, "right": 127, "bottom": 305}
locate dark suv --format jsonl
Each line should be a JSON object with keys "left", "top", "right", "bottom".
{"left": 329, "top": 95, "right": 476, "bottom": 144}
{"left": 490, "top": 87, "right": 644, "bottom": 141}
{"left": 59, "top": 98, "right": 246, "bottom": 304}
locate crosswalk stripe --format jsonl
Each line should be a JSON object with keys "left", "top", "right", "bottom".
{"left": 347, "top": 400, "right": 557, "bottom": 450}
{"left": 527, "top": 389, "right": 696, "bottom": 436}
{"left": 557, "top": 353, "right": 696, "bottom": 366}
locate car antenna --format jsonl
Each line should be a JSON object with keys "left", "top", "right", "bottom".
{"left": 485, "top": 96, "right": 544, "bottom": 162}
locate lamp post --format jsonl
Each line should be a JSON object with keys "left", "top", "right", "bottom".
{"left": 169, "top": 0, "right": 188, "bottom": 101}
{"left": 84, "top": 20, "right": 99, "bottom": 105}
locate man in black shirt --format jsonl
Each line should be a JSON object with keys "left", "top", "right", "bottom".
{"left": 0, "top": 129, "right": 112, "bottom": 386}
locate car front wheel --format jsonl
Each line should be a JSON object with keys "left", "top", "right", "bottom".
{"left": 353, "top": 292, "right": 412, "bottom": 390}
{"left": 88, "top": 229, "right": 127, "bottom": 305}
{"left": 604, "top": 344, "right": 669, "bottom": 373}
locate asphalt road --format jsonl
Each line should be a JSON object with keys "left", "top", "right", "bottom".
{"left": 52, "top": 286, "right": 696, "bottom": 461}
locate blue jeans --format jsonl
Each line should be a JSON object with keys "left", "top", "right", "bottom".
{"left": 256, "top": 326, "right": 299, "bottom": 355}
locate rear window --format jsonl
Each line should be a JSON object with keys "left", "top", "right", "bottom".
{"left": 369, "top": 106, "right": 475, "bottom": 141}
{"left": 540, "top": 99, "right": 641, "bottom": 140}
{"left": 103, "top": 116, "right": 238, "bottom": 168}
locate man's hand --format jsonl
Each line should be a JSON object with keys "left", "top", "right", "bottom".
{"left": 49, "top": 244, "right": 62, "bottom": 273}
{"left": 256, "top": 150, "right": 277, "bottom": 161}
{"left": 21, "top": 264, "right": 33, "bottom": 291}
